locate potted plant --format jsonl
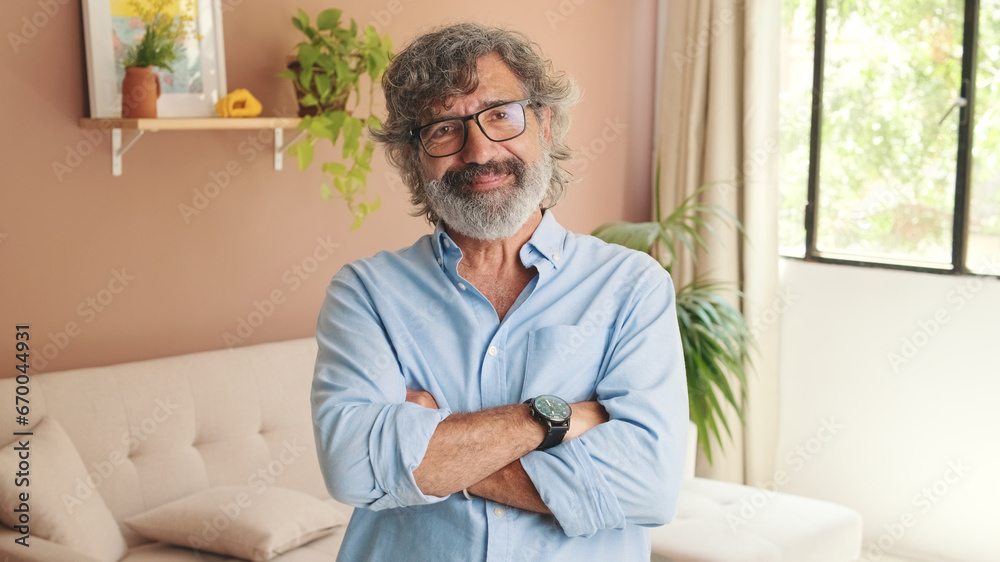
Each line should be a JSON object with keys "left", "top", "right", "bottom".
{"left": 121, "top": 0, "right": 193, "bottom": 118}
{"left": 592, "top": 182, "right": 754, "bottom": 463}
{"left": 278, "top": 8, "right": 393, "bottom": 230}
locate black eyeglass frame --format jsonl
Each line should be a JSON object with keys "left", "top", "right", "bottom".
{"left": 411, "top": 99, "right": 534, "bottom": 158}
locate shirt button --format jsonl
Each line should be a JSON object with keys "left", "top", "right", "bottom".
{"left": 493, "top": 507, "right": 505, "bottom": 517}
{"left": 437, "top": 257, "right": 442, "bottom": 265}
{"left": 487, "top": 346, "right": 498, "bottom": 357}
{"left": 457, "top": 282, "right": 466, "bottom": 291}
{"left": 553, "top": 254, "right": 560, "bottom": 262}
{"left": 443, "top": 239, "right": 451, "bottom": 248}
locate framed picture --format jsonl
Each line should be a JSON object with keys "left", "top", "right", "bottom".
{"left": 83, "top": 0, "right": 227, "bottom": 118}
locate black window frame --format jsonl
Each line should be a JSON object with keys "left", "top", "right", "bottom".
{"left": 798, "top": 0, "right": 991, "bottom": 277}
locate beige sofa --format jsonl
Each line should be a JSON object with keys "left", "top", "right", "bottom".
{"left": 0, "top": 337, "right": 861, "bottom": 562}
{"left": 0, "top": 338, "right": 352, "bottom": 562}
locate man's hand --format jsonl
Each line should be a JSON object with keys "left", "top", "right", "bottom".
{"left": 406, "top": 389, "right": 439, "bottom": 410}
{"left": 566, "top": 401, "right": 609, "bottom": 440}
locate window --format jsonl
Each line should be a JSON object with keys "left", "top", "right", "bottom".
{"left": 779, "top": 0, "right": 1000, "bottom": 275}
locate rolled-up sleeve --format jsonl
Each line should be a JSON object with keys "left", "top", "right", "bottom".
{"left": 521, "top": 267, "right": 688, "bottom": 537}
{"left": 311, "top": 267, "right": 449, "bottom": 510}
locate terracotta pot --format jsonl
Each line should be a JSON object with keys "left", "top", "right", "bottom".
{"left": 121, "top": 66, "right": 161, "bottom": 118}
{"left": 286, "top": 57, "right": 349, "bottom": 118}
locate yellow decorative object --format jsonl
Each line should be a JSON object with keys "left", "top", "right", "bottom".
{"left": 215, "top": 89, "right": 263, "bottom": 117}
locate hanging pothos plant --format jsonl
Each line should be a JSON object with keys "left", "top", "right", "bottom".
{"left": 278, "top": 8, "right": 393, "bottom": 230}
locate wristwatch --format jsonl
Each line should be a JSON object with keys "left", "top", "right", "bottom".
{"left": 524, "top": 395, "right": 571, "bottom": 451}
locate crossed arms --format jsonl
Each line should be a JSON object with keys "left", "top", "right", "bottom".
{"left": 311, "top": 264, "right": 688, "bottom": 537}
{"left": 405, "top": 388, "right": 609, "bottom": 513}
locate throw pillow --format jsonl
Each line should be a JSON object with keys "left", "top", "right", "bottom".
{"left": 0, "top": 416, "right": 128, "bottom": 561}
{"left": 124, "top": 485, "right": 346, "bottom": 561}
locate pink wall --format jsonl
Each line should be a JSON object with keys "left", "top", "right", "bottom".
{"left": 0, "top": 0, "right": 656, "bottom": 374}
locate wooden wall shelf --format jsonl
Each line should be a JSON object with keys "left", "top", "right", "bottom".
{"left": 78, "top": 117, "right": 305, "bottom": 176}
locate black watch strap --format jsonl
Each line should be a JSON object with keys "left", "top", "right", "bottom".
{"left": 537, "top": 422, "right": 568, "bottom": 451}
{"left": 525, "top": 398, "right": 570, "bottom": 451}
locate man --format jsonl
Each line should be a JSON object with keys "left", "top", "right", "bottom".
{"left": 311, "top": 23, "right": 688, "bottom": 561}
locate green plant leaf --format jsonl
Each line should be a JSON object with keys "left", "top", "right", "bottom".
{"left": 322, "top": 111, "right": 346, "bottom": 143}
{"left": 298, "top": 43, "right": 319, "bottom": 72}
{"left": 367, "top": 49, "right": 390, "bottom": 80}
{"left": 333, "top": 59, "right": 350, "bottom": 86}
{"left": 319, "top": 183, "right": 333, "bottom": 200}
{"left": 333, "top": 176, "right": 347, "bottom": 194}
{"left": 592, "top": 221, "right": 660, "bottom": 254}
{"left": 322, "top": 162, "right": 347, "bottom": 177}
{"left": 347, "top": 165, "right": 367, "bottom": 187}
{"left": 294, "top": 141, "right": 314, "bottom": 170}
{"left": 316, "top": 8, "right": 342, "bottom": 31}
{"left": 308, "top": 117, "right": 335, "bottom": 141}
{"left": 341, "top": 116, "right": 363, "bottom": 158}
{"left": 293, "top": 9, "right": 309, "bottom": 33}
{"left": 276, "top": 69, "right": 297, "bottom": 80}
{"left": 314, "top": 73, "right": 332, "bottom": 100}
{"left": 315, "top": 53, "right": 336, "bottom": 74}
{"left": 285, "top": 8, "right": 390, "bottom": 228}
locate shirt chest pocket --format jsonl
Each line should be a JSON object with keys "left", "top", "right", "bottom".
{"left": 522, "top": 325, "right": 611, "bottom": 403}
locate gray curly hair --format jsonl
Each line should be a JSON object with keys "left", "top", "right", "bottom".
{"left": 369, "top": 22, "right": 580, "bottom": 223}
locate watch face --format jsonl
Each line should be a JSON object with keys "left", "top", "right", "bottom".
{"left": 534, "top": 395, "right": 571, "bottom": 421}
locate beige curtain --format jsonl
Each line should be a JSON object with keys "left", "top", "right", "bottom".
{"left": 656, "top": 0, "right": 781, "bottom": 484}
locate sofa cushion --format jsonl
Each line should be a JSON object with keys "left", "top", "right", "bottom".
{"left": 0, "top": 338, "right": 330, "bottom": 548}
{"left": 650, "top": 477, "right": 862, "bottom": 562}
{"left": 0, "top": 416, "right": 127, "bottom": 562}
{"left": 124, "top": 486, "right": 347, "bottom": 561}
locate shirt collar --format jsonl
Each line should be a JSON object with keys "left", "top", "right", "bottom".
{"left": 431, "top": 210, "right": 568, "bottom": 272}
{"left": 520, "top": 210, "right": 566, "bottom": 270}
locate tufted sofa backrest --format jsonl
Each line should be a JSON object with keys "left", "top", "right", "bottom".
{"left": 0, "top": 338, "right": 328, "bottom": 547}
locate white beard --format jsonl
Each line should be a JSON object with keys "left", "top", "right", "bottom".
{"left": 424, "top": 154, "right": 553, "bottom": 241}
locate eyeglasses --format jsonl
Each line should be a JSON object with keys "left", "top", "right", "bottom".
{"left": 412, "top": 99, "right": 533, "bottom": 158}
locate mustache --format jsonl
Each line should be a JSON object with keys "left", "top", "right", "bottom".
{"left": 441, "top": 159, "right": 525, "bottom": 188}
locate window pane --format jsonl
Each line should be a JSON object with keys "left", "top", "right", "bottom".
{"left": 815, "top": 1, "right": 964, "bottom": 265}
{"left": 779, "top": 0, "right": 815, "bottom": 257}
{"left": 968, "top": 0, "right": 1000, "bottom": 274}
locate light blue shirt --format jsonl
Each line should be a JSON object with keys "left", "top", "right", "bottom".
{"left": 312, "top": 211, "right": 688, "bottom": 561}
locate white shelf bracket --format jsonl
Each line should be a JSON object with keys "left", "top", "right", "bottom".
{"left": 273, "top": 128, "right": 307, "bottom": 171}
{"left": 111, "top": 129, "right": 146, "bottom": 177}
